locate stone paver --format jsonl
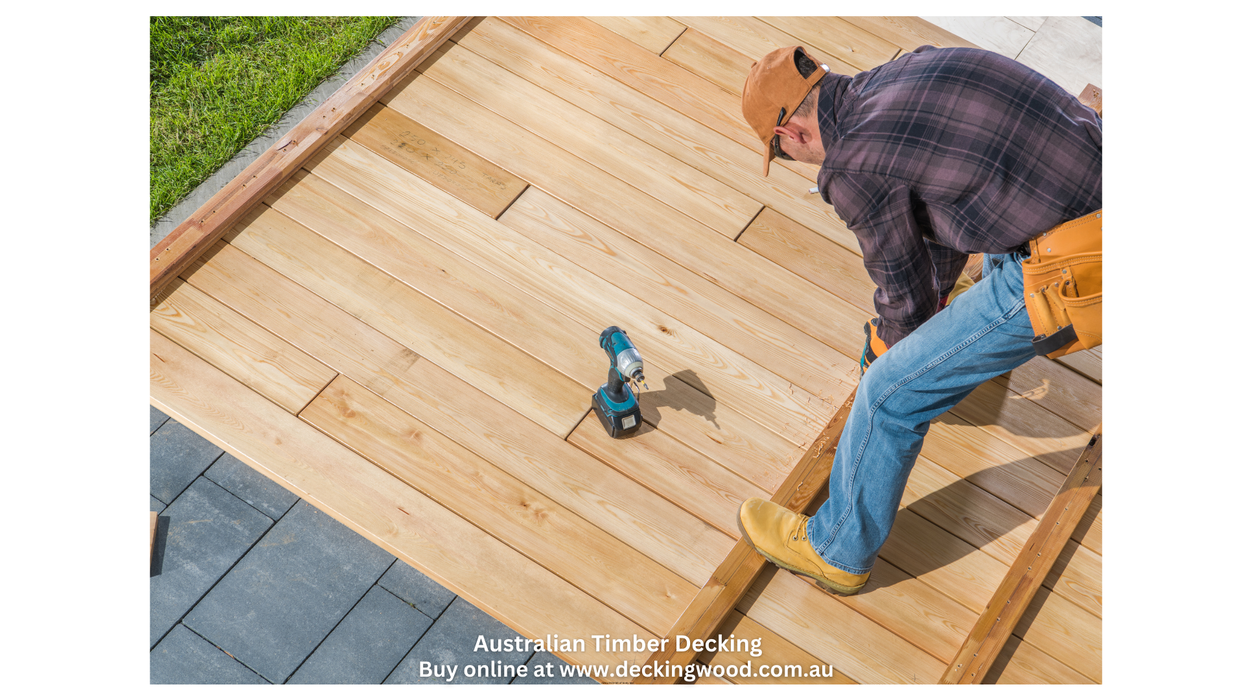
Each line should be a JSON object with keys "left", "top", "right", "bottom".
{"left": 151, "top": 406, "right": 170, "bottom": 434}
{"left": 288, "top": 584, "right": 435, "bottom": 684}
{"left": 150, "top": 419, "right": 223, "bottom": 504}
{"left": 151, "top": 477, "right": 272, "bottom": 647}
{"left": 182, "top": 500, "right": 395, "bottom": 683}
{"left": 385, "top": 597, "right": 533, "bottom": 685}
{"left": 151, "top": 624, "right": 269, "bottom": 684}
{"left": 378, "top": 560, "right": 457, "bottom": 619}
{"left": 205, "top": 452, "right": 299, "bottom": 520}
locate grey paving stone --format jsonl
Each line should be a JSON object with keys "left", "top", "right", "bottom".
{"left": 151, "top": 419, "right": 224, "bottom": 504}
{"left": 151, "top": 494, "right": 167, "bottom": 513}
{"left": 288, "top": 586, "right": 434, "bottom": 684}
{"left": 205, "top": 452, "right": 299, "bottom": 520}
{"left": 385, "top": 597, "right": 532, "bottom": 685}
{"left": 151, "top": 405, "right": 170, "bottom": 434}
{"left": 513, "top": 650, "right": 599, "bottom": 685}
{"left": 151, "top": 477, "right": 272, "bottom": 647}
{"left": 152, "top": 624, "right": 269, "bottom": 684}
{"left": 377, "top": 559, "right": 456, "bottom": 618}
{"left": 183, "top": 500, "right": 395, "bottom": 683}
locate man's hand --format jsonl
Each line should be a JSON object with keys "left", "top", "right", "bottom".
{"left": 860, "top": 318, "right": 888, "bottom": 375}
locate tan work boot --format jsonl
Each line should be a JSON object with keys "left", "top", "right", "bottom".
{"left": 737, "top": 497, "right": 869, "bottom": 595}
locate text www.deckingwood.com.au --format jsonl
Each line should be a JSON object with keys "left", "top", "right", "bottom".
{"left": 420, "top": 659, "right": 834, "bottom": 683}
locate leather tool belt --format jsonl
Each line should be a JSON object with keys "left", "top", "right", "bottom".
{"left": 1021, "top": 209, "right": 1102, "bottom": 358}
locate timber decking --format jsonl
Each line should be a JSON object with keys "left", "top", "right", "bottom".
{"left": 150, "top": 16, "right": 1102, "bottom": 684}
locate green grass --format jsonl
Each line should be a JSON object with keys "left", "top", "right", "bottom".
{"left": 150, "top": 16, "right": 401, "bottom": 224}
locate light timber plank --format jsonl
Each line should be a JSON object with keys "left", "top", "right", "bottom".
{"left": 674, "top": 17, "right": 864, "bottom": 77}
{"left": 187, "top": 244, "right": 733, "bottom": 584}
{"left": 452, "top": 18, "right": 860, "bottom": 254}
{"left": 302, "top": 376, "right": 698, "bottom": 633}
{"left": 500, "top": 189, "right": 858, "bottom": 404}
{"left": 840, "top": 17, "right": 983, "bottom": 52}
{"left": 701, "top": 611, "right": 856, "bottom": 684}
{"left": 994, "top": 356, "right": 1102, "bottom": 434}
{"left": 1014, "top": 586, "right": 1102, "bottom": 683}
{"left": 182, "top": 241, "right": 426, "bottom": 403}
{"left": 568, "top": 418, "right": 766, "bottom": 536}
{"left": 901, "top": 456, "right": 1037, "bottom": 566}
{"left": 920, "top": 17, "right": 1034, "bottom": 59}
{"left": 150, "top": 279, "right": 336, "bottom": 414}
{"left": 341, "top": 103, "right": 526, "bottom": 218}
{"left": 1070, "top": 493, "right": 1102, "bottom": 554}
{"left": 987, "top": 635, "right": 1093, "bottom": 684}
{"left": 737, "top": 207, "right": 874, "bottom": 314}
{"left": 745, "top": 569, "right": 946, "bottom": 684}
{"left": 499, "top": 16, "right": 822, "bottom": 181}
{"left": 758, "top": 17, "right": 902, "bottom": 69}
{"left": 1054, "top": 345, "right": 1103, "bottom": 384}
{"left": 224, "top": 204, "right": 588, "bottom": 438}
{"left": 384, "top": 73, "right": 874, "bottom": 370}
{"left": 942, "top": 433, "right": 1101, "bottom": 683}
{"left": 150, "top": 17, "right": 470, "bottom": 297}
{"left": 660, "top": 28, "right": 756, "bottom": 97}
{"left": 307, "top": 131, "right": 838, "bottom": 443}
{"left": 880, "top": 509, "right": 1009, "bottom": 614}
{"left": 950, "top": 380, "right": 1093, "bottom": 475}
{"left": 922, "top": 414, "right": 1065, "bottom": 519}
{"left": 150, "top": 511, "right": 158, "bottom": 561}
{"left": 416, "top": 40, "right": 761, "bottom": 239}
{"left": 1014, "top": 16, "right": 1103, "bottom": 97}
{"left": 150, "top": 328, "right": 647, "bottom": 672}
{"left": 1044, "top": 538, "right": 1102, "bottom": 619}
{"left": 590, "top": 16, "right": 686, "bottom": 54}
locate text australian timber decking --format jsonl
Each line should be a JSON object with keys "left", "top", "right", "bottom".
{"left": 150, "top": 16, "right": 1103, "bottom": 684}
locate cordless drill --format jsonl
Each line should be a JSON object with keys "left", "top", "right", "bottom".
{"left": 591, "top": 326, "right": 648, "bottom": 438}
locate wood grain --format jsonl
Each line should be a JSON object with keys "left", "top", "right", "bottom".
{"left": 1014, "top": 586, "right": 1102, "bottom": 683}
{"left": 700, "top": 611, "right": 857, "bottom": 684}
{"left": 452, "top": 18, "right": 860, "bottom": 253}
{"left": 225, "top": 204, "right": 589, "bottom": 438}
{"left": 674, "top": 16, "right": 863, "bottom": 76}
{"left": 150, "top": 278, "right": 336, "bottom": 414}
{"left": 840, "top": 17, "right": 983, "bottom": 52}
{"left": 986, "top": 634, "right": 1093, "bottom": 684}
{"left": 342, "top": 103, "right": 526, "bottom": 218}
{"left": 302, "top": 375, "right": 699, "bottom": 633}
{"left": 660, "top": 28, "right": 756, "bottom": 97}
{"left": 150, "top": 17, "right": 470, "bottom": 298}
{"left": 759, "top": 17, "right": 902, "bottom": 69}
{"left": 879, "top": 509, "right": 1009, "bottom": 614}
{"left": 590, "top": 16, "right": 686, "bottom": 54}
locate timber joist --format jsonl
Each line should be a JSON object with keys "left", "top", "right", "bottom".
{"left": 151, "top": 16, "right": 1102, "bottom": 684}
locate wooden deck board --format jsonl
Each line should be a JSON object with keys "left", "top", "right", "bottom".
{"left": 151, "top": 16, "right": 1103, "bottom": 684}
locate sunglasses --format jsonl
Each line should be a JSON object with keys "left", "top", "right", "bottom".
{"left": 771, "top": 107, "right": 793, "bottom": 161}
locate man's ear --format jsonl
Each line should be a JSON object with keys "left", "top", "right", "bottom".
{"left": 774, "top": 122, "right": 811, "bottom": 144}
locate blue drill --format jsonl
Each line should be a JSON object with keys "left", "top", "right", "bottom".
{"left": 591, "top": 326, "right": 648, "bottom": 438}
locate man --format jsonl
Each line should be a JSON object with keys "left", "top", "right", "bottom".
{"left": 736, "top": 45, "right": 1102, "bottom": 594}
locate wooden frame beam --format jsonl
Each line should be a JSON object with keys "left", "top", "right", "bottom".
{"left": 635, "top": 390, "right": 856, "bottom": 683}
{"left": 149, "top": 16, "right": 471, "bottom": 301}
{"left": 940, "top": 430, "right": 1102, "bottom": 683}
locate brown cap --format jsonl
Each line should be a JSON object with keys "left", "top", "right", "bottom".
{"left": 742, "top": 46, "right": 826, "bottom": 176}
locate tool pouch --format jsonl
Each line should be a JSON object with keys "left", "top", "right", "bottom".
{"left": 1021, "top": 209, "right": 1102, "bottom": 359}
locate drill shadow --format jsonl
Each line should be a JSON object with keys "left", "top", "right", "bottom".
{"left": 636, "top": 369, "right": 718, "bottom": 431}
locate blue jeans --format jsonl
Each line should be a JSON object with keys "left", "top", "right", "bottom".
{"left": 805, "top": 251, "right": 1037, "bottom": 574}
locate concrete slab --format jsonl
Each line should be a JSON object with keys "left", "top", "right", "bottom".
{"left": 384, "top": 597, "right": 533, "bottom": 685}
{"left": 150, "top": 477, "right": 272, "bottom": 647}
{"left": 182, "top": 500, "right": 395, "bottom": 683}
{"left": 288, "top": 585, "right": 434, "bottom": 684}
{"left": 377, "top": 559, "right": 457, "bottom": 619}
{"left": 151, "top": 405, "right": 169, "bottom": 434}
{"left": 205, "top": 452, "right": 299, "bottom": 520}
{"left": 151, "top": 625, "right": 269, "bottom": 684}
{"left": 150, "top": 419, "right": 223, "bottom": 504}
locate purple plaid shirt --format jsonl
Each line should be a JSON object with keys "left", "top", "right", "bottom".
{"left": 816, "top": 46, "right": 1102, "bottom": 346}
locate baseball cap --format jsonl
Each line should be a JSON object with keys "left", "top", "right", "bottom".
{"left": 741, "top": 46, "right": 827, "bottom": 176}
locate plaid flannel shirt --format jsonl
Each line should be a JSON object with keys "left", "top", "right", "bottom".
{"left": 815, "top": 46, "right": 1102, "bottom": 346}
